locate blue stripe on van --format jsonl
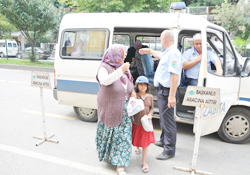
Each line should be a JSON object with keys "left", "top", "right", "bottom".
{"left": 239, "top": 97, "right": 250, "bottom": 102}
{"left": 57, "top": 79, "right": 99, "bottom": 94}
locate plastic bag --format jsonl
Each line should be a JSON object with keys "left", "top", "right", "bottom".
{"left": 127, "top": 97, "right": 145, "bottom": 116}
{"left": 141, "top": 115, "right": 154, "bottom": 132}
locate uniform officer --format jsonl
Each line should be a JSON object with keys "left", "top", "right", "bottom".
{"left": 182, "top": 33, "right": 223, "bottom": 86}
{"left": 139, "top": 30, "right": 182, "bottom": 160}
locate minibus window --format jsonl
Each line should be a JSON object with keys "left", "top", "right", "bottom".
{"left": 207, "top": 27, "right": 238, "bottom": 77}
{"left": 136, "top": 36, "right": 163, "bottom": 52}
{"left": 13, "top": 43, "right": 17, "bottom": 47}
{"left": 210, "top": 33, "right": 235, "bottom": 76}
{"left": 61, "top": 29, "right": 108, "bottom": 59}
{"left": 8, "top": 43, "right": 12, "bottom": 47}
{"left": 0, "top": 43, "right": 5, "bottom": 47}
{"left": 182, "top": 37, "right": 193, "bottom": 51}
{"left": 113, "top": 35, "right": 130, "bottom": 48}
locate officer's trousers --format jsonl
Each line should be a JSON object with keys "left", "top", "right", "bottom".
{"left": 156, "top": 88, "right": 176, "bottom": 156}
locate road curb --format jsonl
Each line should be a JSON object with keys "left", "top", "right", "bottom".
{"left": 0, "top": 64, "right": 53, "bottom": 73}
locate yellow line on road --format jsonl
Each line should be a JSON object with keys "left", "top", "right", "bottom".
{"left": 21, "top": 109, "right": 77, "bottom": 120}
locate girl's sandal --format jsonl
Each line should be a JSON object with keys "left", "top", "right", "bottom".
{"left": 135, "top": 147, "right": 140, "bottom": 155}
{"left": 142, "top": 164, "right": 149, "bottom": 173}
{"left": 116, "top": 167, "right": 127, "bottom": 175}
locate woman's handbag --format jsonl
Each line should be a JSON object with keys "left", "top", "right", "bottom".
{"left": 141, "top": 115, "right": 153, "bottom": 132}
{"left": 127, "top": 97, "right": 145, "bottom": 116}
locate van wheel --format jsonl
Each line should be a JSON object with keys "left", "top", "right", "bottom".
{"left": 0, "top": 52, "right": 5, "bottom": 58}
{"left": 218, "top": 107, "right": 250, "bottom": 144}
{"left": 73, "top": 107, "right": 98, "bottom": 122}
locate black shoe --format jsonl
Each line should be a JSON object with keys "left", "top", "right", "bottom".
{"left": 156, "top": 153, "right": 175, "bottom": 160}
{"left": 155, "top": 141, "right": 163, "bottom": 147}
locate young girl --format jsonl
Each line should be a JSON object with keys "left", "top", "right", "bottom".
{"left": 132, "top": 76, "right": 155, "bottom": 173}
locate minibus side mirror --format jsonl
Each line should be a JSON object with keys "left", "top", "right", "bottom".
{"left": 241, "top": 58, "right": 250, "bottom": 77}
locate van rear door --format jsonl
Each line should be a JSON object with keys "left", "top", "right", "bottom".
{"left": 7, "top": 42, "right": 13, "bottom": 56}
{"left": 13, "top": 42, "right": 18, "bottom": 56}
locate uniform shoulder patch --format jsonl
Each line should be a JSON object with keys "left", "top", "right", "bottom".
{"left": 172, "top": 61, "right": 177, "bottom": 67}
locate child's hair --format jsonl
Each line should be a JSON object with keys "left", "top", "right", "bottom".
{"left": 134, "top": 83, "right": 150, "bottom": 93}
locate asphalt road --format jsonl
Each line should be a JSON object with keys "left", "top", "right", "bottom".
{"left": 0, "top": 68, "right": 249, "bottom": 175}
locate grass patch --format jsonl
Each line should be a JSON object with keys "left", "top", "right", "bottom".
{"left": 0, "top": 58, "right": 54, "bottom": 67}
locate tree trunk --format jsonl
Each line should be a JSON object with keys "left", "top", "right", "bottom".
{"left": 31, "top": 32, "right": 36, "bottom": 62}
{"left": 21, "top": 30, "right": 35, "bottom": 62}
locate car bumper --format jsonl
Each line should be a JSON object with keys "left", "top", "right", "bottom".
{"left": 39, "top": 54, "right": 50, "bottom": 59}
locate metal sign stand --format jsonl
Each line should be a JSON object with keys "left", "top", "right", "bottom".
{"left": 174, "top": 104, "right": 213, "bottom": 175}
{"left": 33, "top": 87, "right": 59, "bottom": 146}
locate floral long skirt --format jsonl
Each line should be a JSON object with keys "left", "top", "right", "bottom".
{"left": 95, "top": 101, "right": 132, "bottom": 167}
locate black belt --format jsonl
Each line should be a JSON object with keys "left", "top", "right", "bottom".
{"left": 155, "top": 83, "right": 170, "bottom": 90}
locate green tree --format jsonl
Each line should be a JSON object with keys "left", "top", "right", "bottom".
{"left": 182, "top": 0, "right": 231, "bottom": 6}
{"left": 212, "top": 0, "right": 250, "bottom": 54}
{"left": 213, "top": 0, "right": 250, "bottom": 40}
{"left": 0, "top": 0, "right": 58, "bottom": 62}
{"left": 233, "top": 37, "right": 250, "bottom": 55}
{"left": 50, "top": 4, "right": 70, "bottom": 43}
{"left": 59, "top": 0, "right": 179, "bottom": 12}
{"left": 0, "top": 14, "right": 16, "bottom": 38}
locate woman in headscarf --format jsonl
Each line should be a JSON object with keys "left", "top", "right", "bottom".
{"left": 96, "top": 44, "right": 134, "bottom": 175}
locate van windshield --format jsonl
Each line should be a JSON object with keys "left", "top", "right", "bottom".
{"left": 60, "top": 29, "right": 108, "bottom": 59}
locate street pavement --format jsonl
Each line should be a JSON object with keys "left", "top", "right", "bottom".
{"left": 0, "top": 68, "right": 249, "bottom": 175}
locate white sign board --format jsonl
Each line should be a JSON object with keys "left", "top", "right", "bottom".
{"left": 31, "top": 71, "right": 51, "bottom": 89}
{"left": 182, "top": 86, "right": 221, "bottom": 109}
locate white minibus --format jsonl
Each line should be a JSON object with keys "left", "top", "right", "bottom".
{"left": 0, "top": 39, "right": 18, "bottom": 57}
{"left": 53, "top": 3, "right": 250, "bottom": 144}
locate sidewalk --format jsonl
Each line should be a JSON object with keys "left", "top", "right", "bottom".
{"left": 0, "top": 64, "right": 53, "bottom": 73}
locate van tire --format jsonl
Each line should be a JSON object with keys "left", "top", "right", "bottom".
{"left": 0, "top": 52, "right": 5, "bottom": 58}
{"left": 217, "top": 107, "right": 250, "bottom": 144}
{"left": 73, "top": 107, "right": 98, "bottom": 122}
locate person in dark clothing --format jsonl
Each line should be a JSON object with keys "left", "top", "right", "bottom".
{"left": 125, "top": 40, "right": 148, "bottom": 63}
{"left": 125, "top": 40, "right": 148, "bottom": 83}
